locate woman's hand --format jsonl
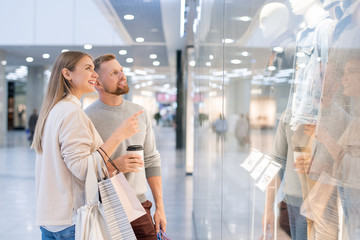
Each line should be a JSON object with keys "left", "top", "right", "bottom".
{"left": 294, "top": 152, "right": 311, "bottom": 174}
{"left": 304, "top": 124, "right": 316, "bottom": 137}
{"left": 112, "top": 153, "right": 143, "bottom": 173}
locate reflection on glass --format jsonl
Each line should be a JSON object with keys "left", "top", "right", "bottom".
{"left": 192, "top": 0, "right": 360, "bottom": 239}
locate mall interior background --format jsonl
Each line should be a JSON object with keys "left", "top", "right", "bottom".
{"left": 1, "top": 0, "right": 358, "bottom": 239}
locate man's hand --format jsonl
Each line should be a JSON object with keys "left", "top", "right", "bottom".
{"left": 110, "top": 153, "right": 143, "bottom": 173}
{"left": 153, "top": 206, "right": 167, "bottom": 233}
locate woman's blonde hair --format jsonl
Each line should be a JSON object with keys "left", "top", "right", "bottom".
{"left": 32, "top": 51, "right": 92, "bottom": 153}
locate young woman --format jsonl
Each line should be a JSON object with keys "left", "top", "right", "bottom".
{"left": 32, "top": 51, "right": 142, "bottom": 240}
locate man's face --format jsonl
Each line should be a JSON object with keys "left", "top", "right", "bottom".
{"left": 97, "top": 59, "right": 129, "bottom": 95}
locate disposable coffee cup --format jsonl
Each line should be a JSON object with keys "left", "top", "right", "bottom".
{"left": 127, "top": 145, "right": 144, "bottom": 170}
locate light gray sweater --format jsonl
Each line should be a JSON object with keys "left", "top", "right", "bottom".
{"left": 85, "top": 99, "right": 161, "bottom": 203}
{"left": 271, "top": 115, "right": 303, "bottom": 207}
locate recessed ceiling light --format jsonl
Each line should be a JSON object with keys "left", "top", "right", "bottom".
{"left": 61, "top": 49, "right": 69, "bottom": 53}
{"left": 206, "top": 62, "right": 211, "bottom": 66}
{"left": 189, "top": 60, "right": 196, "bottom": 67}
{"left": 232, "top": 16, "right": 252, "bottom": 22}
{"left": 1, "top": 60, "right": 7, "bottom": 66}
{"left": 84, "top": 44, "right": 92, "bottom": 50}
{"left": 124, "top": 14, "right": 134, "bottom": 20}
{"left": 42, "top": 53, "right": 50, "bottom": 59}
{"left": 136, "top": 37, "right": 144, "bottom": 43}
{"left": 149, "top": 54, "right": 157, "bottom": 59}
{"left": 153, "top": 61, "right": 160, "bottom": 66}
{"left": 267, "top": 66, "right": 276, "bottom": 71}
{"left": 26, "top": 57, "right": 34, "bottom": 63}
{"left": 119, "top": 50, "right": 127, "bottom": 55}
{"left": 126, "top": 58, "right": 134, "bottom": 63}
{"left": 241, "top": 51, "right": 250, "bottom": 56}
{"left": 230, "top": 59, "right": 241, "bottom": 64}
{"left": 209, "top": 55, "right": 214, "bottom": 60}
{"left": 223, "top": 38, "right": 234, "bottom": 44}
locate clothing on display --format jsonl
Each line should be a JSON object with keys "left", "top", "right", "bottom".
{"left": 287, "top": 13, "right": 334, "bottom": 129}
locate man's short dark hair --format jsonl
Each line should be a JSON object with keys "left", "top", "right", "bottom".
{"left": 93, "top": 54, "right": 116, "bottom": 72}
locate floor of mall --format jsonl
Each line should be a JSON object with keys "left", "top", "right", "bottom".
{"left": 0, "top": 125, "right": 280, "bottom": 240}
{"left": 0, "top": 127, "right": 196, "bottom": 239}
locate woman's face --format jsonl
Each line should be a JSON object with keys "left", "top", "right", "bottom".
{"left": 341, "top": 59, "right": 360, "bottom": 97}
{"left": 67, "top": 56, "right": 98, "bottom": 98}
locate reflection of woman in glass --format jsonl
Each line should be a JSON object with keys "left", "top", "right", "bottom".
{"left": 302, "top": 53, "right": 360, "bottom": 239}
{"left": 316, "top": 56, "right": 360, "bottom": 239}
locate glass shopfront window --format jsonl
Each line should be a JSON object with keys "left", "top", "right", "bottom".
{"left": 191, "top": 0, "right": 360, "bottom": 239}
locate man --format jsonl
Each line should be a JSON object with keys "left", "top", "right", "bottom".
{"left": 262, "top": 113, "right": 306, "bottom": 240}
{"left": 85, "top": 54, "right": 166, "bottom": 239}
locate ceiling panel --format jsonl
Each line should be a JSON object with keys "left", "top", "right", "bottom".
{"left": 110, "top": 0, "right": 166, "bottom": 43}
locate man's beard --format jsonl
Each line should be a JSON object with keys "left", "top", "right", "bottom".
{"left": 104, "top": 84, "right": 129, "bottom": 96}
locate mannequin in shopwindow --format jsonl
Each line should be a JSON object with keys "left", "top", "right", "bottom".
{"left": 285, "top": 0, "right": 335, "bottom": 239}
{"left": 323, "top": 0, "right": 343, "bottom": 20}
{"left": 260, "top": 3, "right": 302, "bottom": 240}
{"left": 259, "top": 2, "right": 295, "bottom": 78}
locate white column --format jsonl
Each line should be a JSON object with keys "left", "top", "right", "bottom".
{"left": 0, "top": 50, "right": 7, "bottom": 146}
{"left": 226, "top": 77, "right": 251, "bottom": 116}
{"left": 26, "top": 66, "right": 46, "bottom": 129}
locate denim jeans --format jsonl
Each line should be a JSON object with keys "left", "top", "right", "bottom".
{"left": 287, "top": 204, "right": 307, "bottom": 240}
{"left": 40, "top": 225, "right": 75, "bottom": 240}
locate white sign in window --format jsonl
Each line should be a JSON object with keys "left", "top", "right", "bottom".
{"left": 256, "top": 160, "right": 282, "bottom": 192}
{"left": 240, "top": 148, "right": 264, "bottom": 172}
{"left": 250, "top": 155, "right": 271, "bottom": 180}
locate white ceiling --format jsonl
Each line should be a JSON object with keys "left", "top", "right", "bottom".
{"left": 0, "top": 0, "right": 186, "bottom": 89}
